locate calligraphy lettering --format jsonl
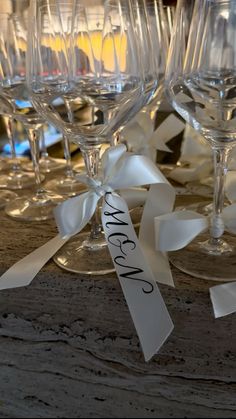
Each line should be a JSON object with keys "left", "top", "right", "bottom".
{"left": 108, "top": 232, "right": 136, "bottom": 256}
{"left": 115, "top": 256, "right": 154, "bottom": 294}
{"left": 103, "top": 193, "right": 154, "bottom": 295}
{"left": 104, "top": 194, "right": 128, "bottom": 228}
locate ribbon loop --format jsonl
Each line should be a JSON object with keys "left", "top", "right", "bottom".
{"left": 122, "top": 113, "right": 185, "bottom": 159}
{"left": 155, "top": 210, "right": 208, "bottom": 252}
{"left": 154, "top": 204, "right": 236, "bottom": 255}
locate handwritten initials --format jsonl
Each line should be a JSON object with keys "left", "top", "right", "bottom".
{"left": 103, "top": 194, "right": 154, "bottom": 294}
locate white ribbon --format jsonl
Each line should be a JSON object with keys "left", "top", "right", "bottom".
{"left": 209, "top": 200, "right": 236, "bottom": 318}
{"left": 159, "top": 124, "right": 236, "bottom": 319}
{"left": 122, "top": 112, "right": 185, "bottom": 161}
{"left": 210, "top": 282, "right": 236, "bottom": 318}
{"left": 0, "top": 144, "right": 175, "bottom": 361}
{"left": 153, "top": 114, "right": 185, "bottom": 153}
{"left": 0, "top": 235, "right": 67, "bottom": 290}
{"left": 168, "top": 158, "right": 212, "bottom": 185}
{"left": 55, "top": 144, "right": 174, "bottom": 361}
{"left": 155, "top": 204, "right": 236, "bottom": 252}
{"left": 168, "top": 123, "right": 213, "bottom": 185}
{"left": 180, "top": 124, "right": 211, "bottom": 162}
{"left": 154, "top": 199, "right": 236, "bottom": 319}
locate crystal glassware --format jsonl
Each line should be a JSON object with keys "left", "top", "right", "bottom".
{"left": 44, "top": 134, "right": 86, "bottom": 197}
{"left": 38, "top": 128, "right": 66, "bottom": 173}
{"left": 28, "top": 0, "right": 145, "bottom": 274}
{"left": 0, "top": 1, "right": 64, "bottom": 221}
{"left": 0, "top": 189, "right": 18, "bottom": 209}
{"left": 0, "top": 93, "right": 31, "bottom": 207}
{"left": 23, "top": 127, "right": 66, "bottom": 173}
{"left": 166, "top": 0, "right": 236, "bottom": 281}
{"left": 0, "top": 92, "right": 35, "bottom": 189}
{"left": 119, "top": 0, "right": 171, "bottom": 159}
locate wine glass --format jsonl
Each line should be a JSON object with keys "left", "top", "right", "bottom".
{"left": 163, "top": 0, "right": 175, "bottom": 41}
{"left": 0, "top": 97, "right": 19, "bottom": 207}
{"left": 0, "top": 18, "right": 36, "bottom": 190}
{"left": 166, "top": 0, "right": 236, "bottom": 281}
{"left": 27, "top": 0, "right": 144, "bottom": 274}
{"left": 0, "top": 113, "right": 36, "bottom": 187}
{"left": 37, "top": 127, "right": 66, "bottom": 173}
{"left": 0, "top": 1, "right": 64, "bottom": 221}
{"left": 23, "top": 126, "right": 67, "bottom": 173}
{"left": 120, "top": 0, "right": 171, "bottom": 158}
{"left": 44, "top": 132, "right": 87, "bottom": 197}
{"left": 145, "top": 0, "right": 169, "bottom": 112}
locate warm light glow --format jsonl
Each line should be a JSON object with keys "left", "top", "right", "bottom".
{"left": 16, "top": 38, "right": 27, "bottom": 52}
{"left": 78, "top": 31, "right": 127, "bottom": 73}
{"left": 41, "top": 31, "right": 127, "bottom": 73}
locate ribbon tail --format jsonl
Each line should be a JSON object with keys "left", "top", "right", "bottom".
{"left": 141, "top": 245, "right": 174, "bottom": 288}
{"left": 140, "top": 184, "right": 176, "bottom": 287}
{"left": 151, "top": 114, "right": 185, "bottom": 149}
{"left": 102, "top": 193, "right": 173, "bottom": 362}
{"left": 0, "top": 235, "right": 67, "bottom": 290}
{"left": 155, "top": 139, "right": 172, "bottom": 153}
{"left": 210, "top": 282, "right": 236, "bottom": 318}
{"left": 168, "top": 159, "right": 212, "bottom": 185}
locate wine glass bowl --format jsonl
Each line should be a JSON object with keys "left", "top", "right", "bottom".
{"left": 0, "top": 2, "right": 64, "bottom": 221}
{"left": 166, "top": 0, "right": 236, "bottom": 281}
{"left": 27, "top": 0, "right": 145, "bottom": 274}
{"left": 29, "top": 4, "right": 143, "bottom": 147}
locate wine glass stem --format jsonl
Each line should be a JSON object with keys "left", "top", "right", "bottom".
{"left": 2, "top": 116, "right": 21, "bottom": 172}
{"left": 64, "top": 99, "right": 76, "bottom": 178}
{"left": 81, "top": 144, "right": 102, "bottom": 240}
{"left": 63, "top": 135, "right": 74, "bottom": 178}
{"left": 40, "top": 128, "right": 49, "bottom": 159}
{"left": 210, "top": 146, "right": 231, "bottom": 243}
{"left": 27, "top": 128, "right": 44, "bottom": 194}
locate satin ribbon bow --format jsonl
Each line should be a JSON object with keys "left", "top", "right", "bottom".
{"left": 154, "top": 204, "right": 236, "bottom": 253}
{"left": 0, "top": 144, "right": 174, "bottom": 362}
{"left": 54, "top": 144, "right": 168, "bottom": 237}
{"left": 121, "top": 113, "right": 185, "bottom": 161}
{"left": 154, "top": 201, "right": 236, "bottom": 319}
{"left": 53, "top": 144, "right": 175, "bottom": 362}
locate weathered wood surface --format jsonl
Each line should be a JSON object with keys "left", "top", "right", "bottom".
{"left": 0, "top": 198, "right": 236, "bottom": 418}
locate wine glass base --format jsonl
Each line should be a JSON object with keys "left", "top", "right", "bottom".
{"left": 176, "top": 200, "right": 229, "bottom": 216}
{"left": 0, "top": 172, "right": 37, "bottom": 190}
{"left": 0, "top": 157, "right": 30, "bottom": 172}
{"left": 176, "top": 200, "right": 213, "bottom": 215}
{"left": 45, "top": 176, "right": 87, "bottom": 197}
{"left": 0, "top": 160, "right": 9, "bottom": 171}
{"left": 0, "top": 190, "right": 18, "bottom": 209}
{"left": 5, "top": 192, "right": 64, "bottom": 221}
{"left": 53, "top": 233, "right": 115, "bottom": 275}
{"left": 169, "top": 232, "right": 236, "bottom": 282}
{"left": 23, "top": 158, "right": 66, "bottom": 174}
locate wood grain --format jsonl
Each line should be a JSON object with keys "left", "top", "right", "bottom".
{"left": 0, "top": 205, "right": 236, "bottom": 418}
